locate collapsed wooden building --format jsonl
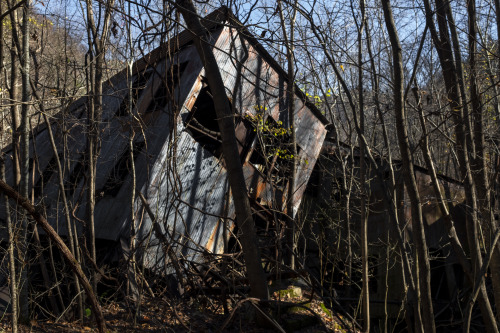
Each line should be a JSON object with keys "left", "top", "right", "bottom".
{"left": 0, "top": 7, "right": 328, "bottom": 274}
{"left": 302, "top": 137, "right": 468, "bottom": 322}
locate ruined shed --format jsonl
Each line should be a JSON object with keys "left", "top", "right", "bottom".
{"left": 303, "top": 137, "right": 467, "bottom": 320}
{"left": 1, "top": 7, "right": 328, "bottom": 271}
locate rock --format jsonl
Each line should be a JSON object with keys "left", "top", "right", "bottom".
{"left": 278, "top": 286, "right": 303, "bottom": 299}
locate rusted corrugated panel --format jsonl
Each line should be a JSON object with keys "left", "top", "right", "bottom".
{"left": 137, "top": 134, "right": 231, "bottom": 263}
{"left": 216, "top": 27, "right": 282, "bottom": 118}
{"left": 292, "top": 103, "right": 327, "bottom": 214}
{"left": 111, "top": 8, "right": 228, "bottom": 83}
{"left": 213, "top": 26, "right": 327, "bottom": 217}
{"left": 92, "top": 45, "right": 207, "bottom": 241}
{"left": 205, "top": 218, "right": 222, "bottom": 253}
{"left": 23, "top": 40, "right": 207, "bottom": 241}
{"left": 1, "top": 11, "right": 328, "bottom": 276}
{"left": 132, "top": 47, "right": 233, "bottom": 263}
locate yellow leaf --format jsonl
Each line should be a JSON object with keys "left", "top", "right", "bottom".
{"left": 340, "top": 65, "right": 344, "bottom": 72}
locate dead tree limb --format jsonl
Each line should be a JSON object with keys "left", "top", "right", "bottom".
{"left": 0, "top": 179, "right": 106, "bottom": 333}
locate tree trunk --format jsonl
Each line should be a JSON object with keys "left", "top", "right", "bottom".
{"left": 492, "top": 0, "right": 500, "bottom": 321}
{"left": 83, "top": 0, "right": 115, "bottom": 308}
{"left": 356, "top": 1, "right": 370, "bottom": 331}
{"left": 381, "top": 1, "right": 435, "bottom": 332}
{"left": 175, "top": 1, "right": 269, "bottom": 305}
{"left": 467, "top": 0, "right": 500, "bottom": 319}
{"left": 0, "top": 157, "right": 17, "bottom": 333}
{"left": 301, "top": 11, "right": 420, "bottom": 329}
{"left": 277, "top": 0, "right": 298, "bottom": 270}
{"left": 422, "top": 0, "right": 498, "bottom": 330}
{"left": 8, "top": 3, "right": 20, "bottom": 188}
{"left": 0, "top": 5, "right": 16, "bottom": 331}
{"left": 0, "top": 14, "right": 17, "bottom": 325}
{"left": 18, "top": 0, "right": 31, "bottom": 321}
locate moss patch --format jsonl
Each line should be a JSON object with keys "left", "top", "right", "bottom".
{"left": 287, "top": 303, "right": 311, "bottom": 313}
{"left": 277, "top": 287, "right": 302, "bottom": 299}
{"left": 319, "top": 303, "right": 331, "bottom": 317}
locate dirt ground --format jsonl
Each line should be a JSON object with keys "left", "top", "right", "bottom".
{"left": 0, "top": 288, "right": 354, "bottom": 332}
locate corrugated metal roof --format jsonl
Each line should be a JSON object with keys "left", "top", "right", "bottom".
{"left": 0, "top": 8, "right": 328, "bottom": 273}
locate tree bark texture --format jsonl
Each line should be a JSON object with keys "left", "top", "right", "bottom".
{"left": 175, "top": 1, "right": 269, "bottom": 302}
{"left": 422, "top": 0, "right": 498, "bottom": 331}
{"left": 381, "top": 1, "right": 435, "bottom": 332}
{"left": 467, "top": 0, "right": 500, "bottom": 319}
{"left": 356, "top": 1, "right": 370, "bottom": 331}
{"left": 84, "top": 0, "right": 115, "bottom": 296}
{"left": 18, "top": 0, "right": 31, "bottom": 321}
{"left": 277, "top": 0, "right": 298, "bottom": 270}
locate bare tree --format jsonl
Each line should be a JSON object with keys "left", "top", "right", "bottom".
{"left": 354, "top": 1, "right": 370, "bottom": 330}
{"left": 422, "top": 0, "right": 499, "bottom": 330}
{"left": 0, "top": 179, "right": 106, "bottom": 332}
{"left": 175, "top": 0, "right": 269, "bottom": 306}
{"left": 277, "top": 0, "right": 298, "bottom": 270}
{"left": 83, "top": 0, "right": 115, "bottom": 296}
{"left": 380, "top": 1, "right": 435, "bottom": 332}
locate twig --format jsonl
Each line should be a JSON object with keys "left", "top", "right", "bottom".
{"left": 464, "top": 228, "right": 500, "bottom": 331}
{"left": 168, "top": 300, "right": 190, "bottom": 331}
{"left": 217, "top": 298, "right": 253, "bottom": 332}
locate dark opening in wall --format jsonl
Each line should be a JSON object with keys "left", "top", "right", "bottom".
{"left": 227, "top": 223, "right": 241, "bottom": 253}
{"left": 234, "top": 116, "right": 255, "bottom": 161}
{"left": 116, "top": 68, "right": 154, "bottom": 117}
{"left": 144, "top": 61, "right": 189, "bottom": 114}
{"left": 249, "top": 141, "right": 266, "bottom": 165}
{"left": 185, "top": 86, "right": 223, "bottom": 158}
{"left": 99, "top": 141, "right": 146, "bottom": 199}
{"left": 304, "top": 162, "right": 320, "bottom": 197}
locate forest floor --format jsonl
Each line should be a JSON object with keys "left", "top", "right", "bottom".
{"left": 0, "top": 287, "right": 354, "bottom": 332}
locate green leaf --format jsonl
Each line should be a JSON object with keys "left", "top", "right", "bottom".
{"left": 85, "top": 308, "right": 92, "bottom": 317}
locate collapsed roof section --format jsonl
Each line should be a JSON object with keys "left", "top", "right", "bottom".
{"left": 0, "top": 7, "right": 328, "bottom": 269}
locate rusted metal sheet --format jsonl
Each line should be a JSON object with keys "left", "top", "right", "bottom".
{"left": 214, "top": 26, "right": 327, "bottom": 216}
{"left": 0, "top": 9, "right": 328, "bottom": 274}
